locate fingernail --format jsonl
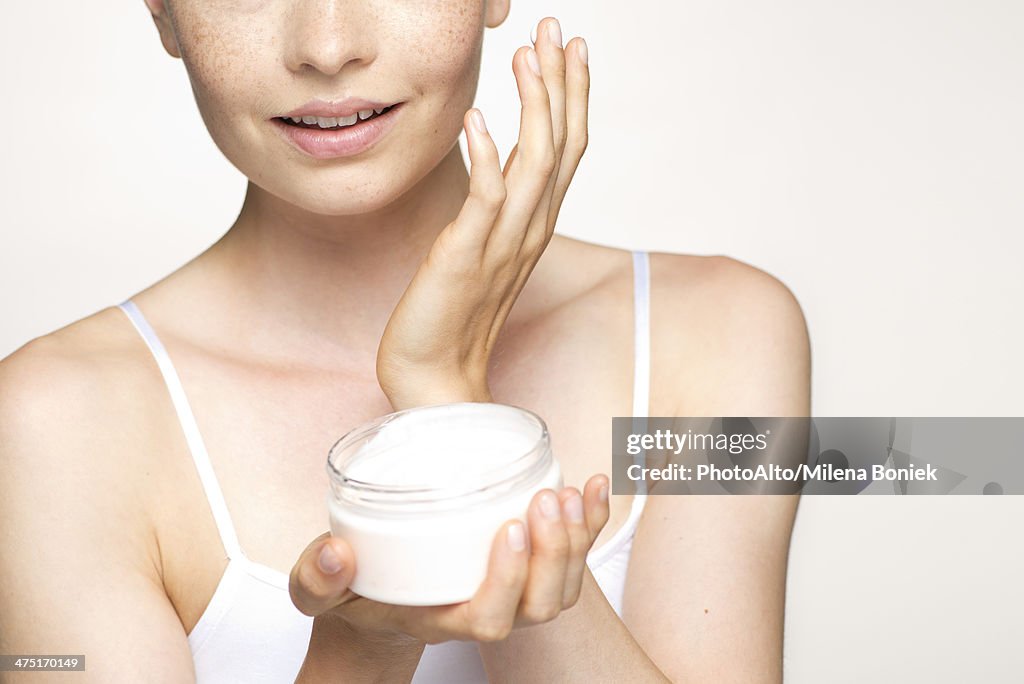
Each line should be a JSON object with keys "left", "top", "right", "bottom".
{"left": 548, "top": 21, "right": 562, "bottom": 48}
{"left": 540, "top": 491, "right": 560, "bottom": 520}
{"left": 507, "top": 522, "right": 526, "bottom": 551}
{"left": 578, "top": 38, "right": 588, "bottom": 65}
{"left": 318, "top": 545, "right": 343, "bottom": 574}
{"left": 599, "top": 483, "right": 609, "bottom": 503}
{"left": 526, "top": 48, "right": 541, "bottom": 77}
{"left": 566, "top": 494, "right": 584, "bottom": 523}
{"left": 471, "top": 109, "right": 487, "bottom": 133}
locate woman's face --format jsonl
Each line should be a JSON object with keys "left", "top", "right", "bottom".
{"left": 148, "top": 1, "right": 508, "bottom": 215}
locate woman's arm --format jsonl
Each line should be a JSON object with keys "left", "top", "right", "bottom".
{"left": 478, "top": 569, "right": 670, "bottom": 683}
{"left": 0, "top": 341, "right": 195, "bottom": 683}
{"left": 478, "top": 255, "right": 811, "bottom": 682}
{"left": 625, "top": 256, "right": 809, "bottom": 682}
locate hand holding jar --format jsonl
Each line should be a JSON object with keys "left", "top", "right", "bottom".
{"left": 290, "top": 475, "right": 610, "bottom": 645}
{"left": 290, "top": 403, "right": 609, "bottom": 648}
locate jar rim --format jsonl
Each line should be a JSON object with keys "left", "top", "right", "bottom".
{"left": 326, "top": 402, "right": 552, "bottom": 506}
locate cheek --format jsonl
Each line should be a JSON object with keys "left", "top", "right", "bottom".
{"left": 395, "top": 1, "right": 483, "bottom": 102}
{"left": 171, "top": 4, "right": 275, "bottom": 133}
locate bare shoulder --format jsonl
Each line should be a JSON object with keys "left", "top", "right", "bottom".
{"left": 537, "top": 235, "right": 636, "bottom": 303}
{"left": 0, "top": 308, "right": 193, "bottom": 677}
{"left": 536, "top": 239, "right": 810, "bottom": 410}
{"left": 0, "top": 306, "right": 159, "bottom": 440}
{"left": 647, "top": 252, "right": 811, "bottom": 416}
{"left": 647, "top": 251, "right": 809, "bottom": 346}
{"left": 0, "top": 306, "right": 166, "bottom": 550}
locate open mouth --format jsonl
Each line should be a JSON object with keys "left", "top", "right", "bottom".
{"left": 274, "top": 104, "right": 400, "bottom": 131}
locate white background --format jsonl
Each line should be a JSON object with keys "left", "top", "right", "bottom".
{"left": 2, "top": 2, "right": 1022, "bottom": 681}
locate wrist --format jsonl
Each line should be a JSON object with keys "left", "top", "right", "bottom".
{"left": 384, "top": 378, "right": 493, "bottom": 412}
{"left": 296, "top": 614, "right": 424, "bottom": 683}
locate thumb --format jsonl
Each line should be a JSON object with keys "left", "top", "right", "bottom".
{"left": 289, "top": 532, "right": 356, "bottom": 617}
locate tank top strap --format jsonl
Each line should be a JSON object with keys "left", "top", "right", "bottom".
{"left": 630, "top": 250, "right": 651, "bottom": 499}
{"left": 117, "top": 299, "right": 244, "bottom": 561}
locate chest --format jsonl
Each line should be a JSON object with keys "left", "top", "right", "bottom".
{"left": 152, "top": 304, "right": 638, "bottom": 633}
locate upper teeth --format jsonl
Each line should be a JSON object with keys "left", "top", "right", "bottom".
{"left": 290, "top": 108, "right": 384, "bottom": 128}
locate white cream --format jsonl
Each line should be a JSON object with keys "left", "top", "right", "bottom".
{"left": 326, "top": 403, "right": 562, "bottom": 606}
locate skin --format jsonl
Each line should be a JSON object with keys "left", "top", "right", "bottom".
{"left": 0, "top": 2, "right": 810, "bottom": 682}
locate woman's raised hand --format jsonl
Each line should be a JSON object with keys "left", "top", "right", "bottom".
{"left": 290, "top": 476, "right": 610, "bottom": 645}
{"left": 376, "top": 17, "right": 589, "bottom": 410}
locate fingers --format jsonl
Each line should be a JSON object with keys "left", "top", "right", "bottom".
{"left": 549, "top": 35, "right": 590, "bottom": 225}
{"left": 556, "top": 487, "right": 590, "bottom": 608}
{"left": 501, "top": 142, "right": 519, "bottom": 177}
{"left": 444, "top": 109, "right": 506, "bottom": 257}
{"left": 488, "top": 44, "right": 556, "bottom": 253}
{"left": 509, "top": 44, "right": 556, "bottom": 186}
{"left": 555, "top": 476, "right": 609, "bottom": 609}
{"left": 457, "top": 520, "right": 530, "bottom": 642}
{"left": 583, "top": 474, "right": 611, "bottom": 541}
{"left": 289, "top": 532, "right": 357, "bottom": 617}
{"left": 441, "top": 18, "right": 584, "bottom": 324}
{"left": 431, "top": 476, "right": 611, "bottom": 637}
{"left": 524, "top": 18, "right": 568, "bottom": 252}
{"left": 489, "top": 19, "right": 585, "bottom": 307}
{"left": 479, "top": 19, "right": 576, "bottom": 322}
{"left": 562, "top": 36, "right": 589, "bottom": 165}
{"left": 360, "top": 520, "right": 530, "bottom": 645}
{"left": 515, "top": 489, "right": 570, "bottom": 625}
{"left": 533, "top": 18, "right": 568, "bottom": 166}
{"left": 313, "top": 475, "right": 612, "bottom": 645}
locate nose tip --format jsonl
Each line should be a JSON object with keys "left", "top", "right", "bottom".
{"left": 287, "top": 33, "right": 367, "bottom": 76}
{"left": 292, "top": 41, "right": 357, "bottom": 76}
{"left": 283, "top": 4, "right": 374, "bottom": 76}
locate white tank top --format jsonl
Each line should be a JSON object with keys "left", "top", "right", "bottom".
{"left": 117, "top": 250, "right": 651, "bottom": 683}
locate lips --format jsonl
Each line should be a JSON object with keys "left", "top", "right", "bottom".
{"left": 271, "top": 101, "right": 403, "bottom": 160}
{"left": 282, "top": 97, "right": 397, "bottom": 120}
{"left": 279, "top": 105, "right": 396, "bottom": 131}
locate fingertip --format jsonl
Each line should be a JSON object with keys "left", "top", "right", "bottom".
{"left": 557, "top": 486, "right": 581, "bottom": 504}
{"left": 470, "top": 108, "right": 488, "bottom": 135}
{"left": 563, "top": 490, "right": 585, "bottom": 524}
{"left": 506, "top": 520, "right": 527, "bottom": 553}
{"left": 526, "top": 47, "right": 542, "bottom": 77}
{"left": 535, "top": 488, "right": 562, "bottom": 522}
{"left": 490, "top": 519, "right": 528, "bottom": 559}
{"left": 317, "top": 543, "right": 344, "bottom": 575}
{"left": 583, "top": 476, "right": 611, "bottom": 533}
{"left": 575, "top": 37, "right": 589, "bottom": 65}
{"left": 583, "top": 473, "right": 608, "bottom": 498}
{"left": 513, "top": 45, "right": 542, "bottom": 80}
{"left": 319, "top": 537, "right": 357, "bottom": 585}
{"left": 471, "top": 521, "right": 530, "bottom": 632}
{"left": 513, "top": 45, "right": 530, "bottom": 72}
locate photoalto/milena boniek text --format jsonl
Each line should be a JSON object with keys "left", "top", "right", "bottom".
{"left": 611, "top": 417, "right": 1024, "bottom": 495}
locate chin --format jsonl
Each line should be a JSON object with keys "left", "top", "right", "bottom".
{"left": 268, "top": 176, "right": 410, "bottom": 217}
{"left": 232, "top": 126, "right": 449, "bottom": 217}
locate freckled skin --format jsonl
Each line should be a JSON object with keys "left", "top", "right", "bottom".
{"left": 164, "top": 1, "right": 487, "bottom": 215}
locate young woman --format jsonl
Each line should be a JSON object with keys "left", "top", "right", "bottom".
{"left": 0, "top": 1, "right": 810, "bottom": 682}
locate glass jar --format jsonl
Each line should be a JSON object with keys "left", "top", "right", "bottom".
{"left": 326, "top": 402, "right": 563, "bottom": 606}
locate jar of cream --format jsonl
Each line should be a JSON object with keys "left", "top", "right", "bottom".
{"left": 326, "top": 402, "right": 562, "bottom": 606}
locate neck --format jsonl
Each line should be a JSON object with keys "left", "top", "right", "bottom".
{"left": 205, "top": 144, "right": 470, "bottom": 359}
